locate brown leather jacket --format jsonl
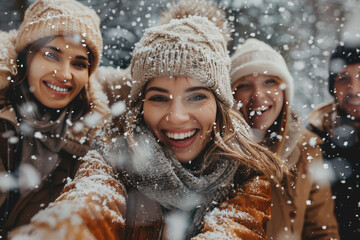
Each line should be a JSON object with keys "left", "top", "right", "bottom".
{"left": 9, "top": 150, "right": 272, "bottom": 240}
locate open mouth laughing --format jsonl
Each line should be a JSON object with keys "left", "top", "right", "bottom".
{"left": 162, "top": 129, "right": 199, "bottom": 148}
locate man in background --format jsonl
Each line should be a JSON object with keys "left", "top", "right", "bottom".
{"left": 308, "top": 43, "right": 360, "bottom": 239}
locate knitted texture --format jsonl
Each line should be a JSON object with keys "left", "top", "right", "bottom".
{"left": 130, "top": 10, "right": 233, "bottom": 107}
{"left": 231, "top": 38, "right": 294, "bottom": 104}
{"left": 0, "top": 30, "right": 18, "bottom": 90}
{"left": 16, "top": 0, "right": 102, "bottom": 74}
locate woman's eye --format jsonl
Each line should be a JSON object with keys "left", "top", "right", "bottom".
{"left": 73, "top": 62, "right": 88, "bottom": 69}
{"left": 235, "top": 83, "right": 249, "bottom": 90}
{"left": 148, "top": 95, "right": 168, "bottom": 102}
{"left": 44, "top": 51, "right": 57, "bottom": 60}
{"left": 264, "top": 79, "right": 277, "bottom": 86}
{"left": 188, "top": 94, "right": 206, "bottom": 101}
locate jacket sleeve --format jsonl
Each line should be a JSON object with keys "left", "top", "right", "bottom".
{"left": 8, "top": 150, "right": 127, "bottom": 240}
{"left": 300, "top": 138, "right": 340, "bottom": 240}
{"left": 192, "top": 176, "right": 271, "bottom": 240}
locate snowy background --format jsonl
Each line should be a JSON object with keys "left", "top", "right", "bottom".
{"left": 1, "top": 0, "right": 360, "bottom": 120}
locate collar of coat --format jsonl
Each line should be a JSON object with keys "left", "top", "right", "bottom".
{"left": 279, "top": 108, "right": 302, "bottom": 168}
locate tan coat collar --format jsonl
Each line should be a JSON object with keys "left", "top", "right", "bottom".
{"left": 280, "top": 109, "right": 302, "bottom": 168}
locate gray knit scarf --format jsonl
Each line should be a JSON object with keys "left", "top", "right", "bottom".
{"left": 13, "top": 84, "right": 71, "bottom": 195}
{"left": 99, "top": 126, "right": 241, "bottom": 237}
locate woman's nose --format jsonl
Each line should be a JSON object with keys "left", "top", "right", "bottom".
{"left": 166, "top": 98, "right": 190, "bottom": 124}
{"left": 55, "top": 63, "right": 72, "bottom": 82}
{"left": 252, "top": 86, "right": 267, "bottom": 101}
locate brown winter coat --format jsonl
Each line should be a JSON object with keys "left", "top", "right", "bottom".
{"left": 266, "top": 110, "right": 339, "bottom": 240}
{"left": 9, "top": 149, "right": 272, "bottom": 240}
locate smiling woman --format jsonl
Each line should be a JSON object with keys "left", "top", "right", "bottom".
{"left": 0, "top": 0, "right": 110, "bottom": 237}
{"left": 231, "top": 38, "right": 339, "bottom": 239}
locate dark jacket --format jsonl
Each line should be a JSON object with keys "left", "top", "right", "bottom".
{"left": 308, "top": 102, "right": 360, "bottom": 239}
{"left": 0, "top": 104, "right": 83, "bottom": 235}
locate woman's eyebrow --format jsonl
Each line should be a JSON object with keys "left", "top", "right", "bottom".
{"left": 145, "top": 87, "right": 169, "bottom": 94}
{"left": 185, "top": 86, "right": 211, "bottom": 92}
{"left": 45, "top": 46, "right": 62, "bottom": 53}
{"left": 75, "top": 55, "right": 89, "bottom": 61}
{"left": 336, "top": 72, "right": 349, "bottom": 78}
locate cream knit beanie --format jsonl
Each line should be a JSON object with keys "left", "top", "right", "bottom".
{"left": 230, "top": 38, "right": 294, "bottom": 103}
{"left": 130, "top": 0, "right": 233, "bottom": 108}
{"left": 16, "top": 0, "right": 102, "bottom": 74}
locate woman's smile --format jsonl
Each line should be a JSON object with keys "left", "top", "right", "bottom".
{"left": 43, "top": 81, "right": 72, "bottom": 96}
{"left": 162, "top": 128, "right": 199, "bottom": 149}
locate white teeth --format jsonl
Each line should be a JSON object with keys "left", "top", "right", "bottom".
{"left": 253, "top": 106, "right": 269, "bottom": 111}
{"left": 251, "top": 106, "right": 269, "bottom": 116}
{"left": 166, "top": 130, "right": 196, "bottom": 140}
{"left": 348, "top": 99, "right": 360, "bottom": 105}
{"left": 45, "top": 82, "right": 70, "bottom": 92}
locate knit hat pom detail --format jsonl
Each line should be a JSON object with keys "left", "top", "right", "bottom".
{"left": 158, "top": 0, "right": 231, "bottom": 44}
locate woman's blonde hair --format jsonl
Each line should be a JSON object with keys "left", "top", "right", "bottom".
{"left": 122, "top": 83, "right": 286, "bottom": 185}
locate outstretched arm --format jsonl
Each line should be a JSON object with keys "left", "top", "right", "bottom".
{"left": 9, "top": 150, "right": 127, "bottom": 240}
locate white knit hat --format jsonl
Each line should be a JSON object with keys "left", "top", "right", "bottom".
{"left": 130, "top": 0, "right": 233, "bottom": 108}
{"left": 230, "top": 38, "right": 294, "bottom": 103}
{"left": 16, "top": 0, "right": 102, "bottom": 75}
